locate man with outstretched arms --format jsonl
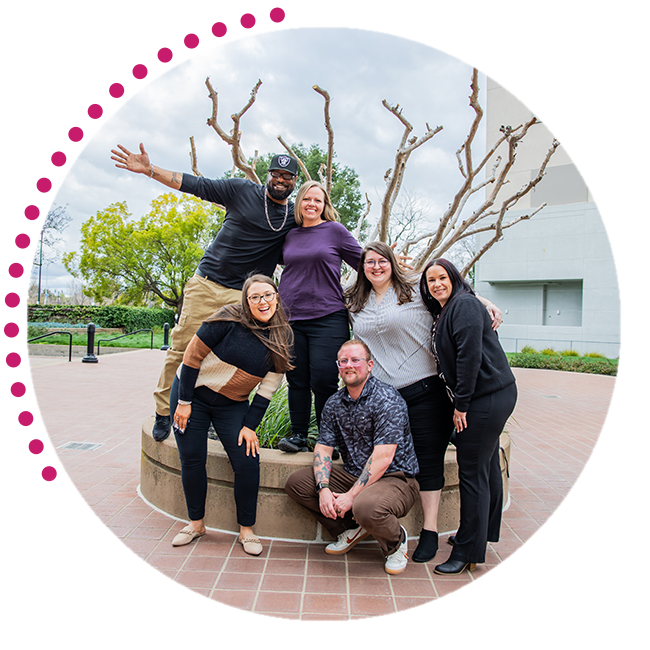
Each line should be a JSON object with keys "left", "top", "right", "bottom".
{"left": 111, "top": 143, "right": 299, "bottom": 440}
{"left": 284, "top": 339, "right": 420, "bottom": 575}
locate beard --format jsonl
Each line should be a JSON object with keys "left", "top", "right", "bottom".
{"left": 266, "top": 181, "right": 293, "bottom": 201}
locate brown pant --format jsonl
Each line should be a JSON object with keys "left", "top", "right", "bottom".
{"left": 153, "top": 274, "right": 242, "bottom": 416}
{"left": 285, "top": 465, "right": 419, "bottom": 556}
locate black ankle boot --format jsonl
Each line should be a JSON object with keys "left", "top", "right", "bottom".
{"left": 433, "top": 558, "right": 476, "bottom": 575}
{"left": 278, "top": 434, "right": 309, "bottom": 453}
{"left": 412, "top": 529, "right": 438, "bottom": 563}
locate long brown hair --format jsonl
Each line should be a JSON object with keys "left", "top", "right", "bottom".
{"left": 419, "top": 258, "right": 475, "bottom": 320}
{"left": 294, "top": 180, "right": 340, "bottom": 226}
{"left": 344, "top": 241, "right": 415, "bottom": 314}
{"left": 204, "top": 274, "right": 294, "bottom": 373}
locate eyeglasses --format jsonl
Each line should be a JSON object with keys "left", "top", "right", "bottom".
{"left": 247, "top": 291, "right": 277, "bottom": 305}
{"left": 363, "top": 258, "right": 390, "bottom": 268}
{"left": 269, "top": 170, "right": 296, "bottom": 181}
{"left": 336, "top": 357, "right": 369, "bottom": 368}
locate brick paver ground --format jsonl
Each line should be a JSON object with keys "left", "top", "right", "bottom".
{"left": 29, "top": 349, "right": 616, "bottom": 619}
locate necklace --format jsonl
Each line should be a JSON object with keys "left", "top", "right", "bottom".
{"left": 264, "top": 191, "right": 289, "bottom": 232}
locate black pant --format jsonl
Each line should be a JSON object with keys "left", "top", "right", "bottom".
{"left": 286, "top": 309, "right": 350, "bottom": 437}
{"left": 398, "top": 375, "right": 455, "bottom": 492}
{"left": 170, "top": 377, "right": 260, "bottom": 526}
{"left": 451, "top": 382, "right": 518, "bottom": 564}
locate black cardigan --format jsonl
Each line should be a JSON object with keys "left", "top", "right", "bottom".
{"left": 432, "top": 293, "right": 515, "bottom": 412}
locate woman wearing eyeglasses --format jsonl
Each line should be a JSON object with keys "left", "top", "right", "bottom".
{"left": 345, "top": 242, "right": 502, "bottom": 564}
{"left": 276, "top": 180, "right": 362, "bottom": 454}
{"left": 169, "top": 274, "right": 294, "bottom": 555}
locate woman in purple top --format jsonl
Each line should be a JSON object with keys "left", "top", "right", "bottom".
{"left": 277, "top": 180, "right": 362, "bottom": 452}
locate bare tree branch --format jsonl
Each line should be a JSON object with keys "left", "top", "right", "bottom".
{"left": 189, "top": 136, "right": 202, "bottom": 177}
{"left": 313, "top": 85, "right": 334, "bottom": 194}
{"left": 277, "top": 136, "right": 311, "bottom": 180}
{"left": 352, "top": 193, "right": 372, "bottom": 241}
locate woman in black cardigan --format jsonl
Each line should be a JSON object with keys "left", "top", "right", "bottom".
{"left": 420, "top": 259, "right": 517, "bottom": 575}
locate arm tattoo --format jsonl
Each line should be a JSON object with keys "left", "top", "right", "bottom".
{"left": 171, "top": 171, "right": 181, "bottom": 186}
{"left": 355, "top": 456, "right": 373, "bottom": 488}
{"left": 313, "top": 448, "right": 332, "bottom": 484}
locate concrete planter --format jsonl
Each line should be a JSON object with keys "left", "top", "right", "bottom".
{"left": 140, "top": 416, "right": 511, "bottom": 540}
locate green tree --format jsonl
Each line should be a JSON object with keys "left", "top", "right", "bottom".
{"left": 63, "top": 193, "right": 224, "bottom": 314}
{"left": 225, "top": 143, "right": 365, "bottom": 234}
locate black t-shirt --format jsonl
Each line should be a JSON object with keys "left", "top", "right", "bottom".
{"left": 180, "top": 175, "right": 297, "bottom": 289}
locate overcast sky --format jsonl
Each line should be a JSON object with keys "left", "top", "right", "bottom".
{"left": 45, "top": 28, "right": 483, "bottom": 293}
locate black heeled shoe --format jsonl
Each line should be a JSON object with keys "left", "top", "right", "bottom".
{"left": 433, "top": 558, "right": 476, "bottom": 575}
{"left": 412, "top": 529, "right": 438, "bottom": 563}
{"left": 447, "top": 535, "right": 456, "bottom": 546}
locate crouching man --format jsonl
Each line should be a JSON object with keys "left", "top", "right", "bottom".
{"left": 284, "top": 339, "right": 420, "bottom": 575}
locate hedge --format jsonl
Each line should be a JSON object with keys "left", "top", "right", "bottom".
{"left": 507, "top": 353, "right": 618, "bottom": 376}
{"left": 27, "top": 305, "right": 176, "bottom": 331}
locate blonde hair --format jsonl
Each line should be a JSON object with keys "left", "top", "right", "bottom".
{"left": 294, "top": 180, "right": 339, "bottom": 226}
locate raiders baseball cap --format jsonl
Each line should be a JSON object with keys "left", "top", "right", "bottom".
{"left": 268, "top": 154, "right": 298, "bottom": 176}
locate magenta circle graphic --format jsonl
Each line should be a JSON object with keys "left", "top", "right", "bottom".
{"left": 158, "top": 47, "right": 173, "bottom": 63}
{"left": 88, "top": 104, "right": 103, "bottom": 119}
{"left": 68, "top": 127, "right": 84, "bottom": 142}
{"left": 133, "top": 64, "right": 148, "bottom": 79}
{"left": 4, "top": 323, "right": 19, "bottom": 338}
{"left": 109, "top": 83, "right": 124, "bottom": 98}
{"left": 5, "top": 293, "right": 19, "bottom": 307}
{"left": 184, "top": 33, "right": 199, "bottom": 48}
{"left": 29, "top": 440, "right": 44, "bottom": 455}
{"left": 9, "top": 263, "right": 23, "bottom": 278}
{"left": 51, "top": 151, "right": 66, "bottom": 167}
{"left": 37, "top": 178, "right": 52, "bottom": 193}
{"left": 270, "top": 8, "right": 285, "bottom": 22}
{"left": 19, "top": 411, "right": 34, "bottom": 426}
{"left": 241, "top": 14, "right": 256, "bottom": 28}
{"left": 25, "top": 205, "right": 40, "bottom": 220}
{"left": 6, "top": 353, "right": 21, "bottom": 368}
{"left": 42, "top": 467, "right": 57, "bottom": 481}
{"left": 11, "top": 382, "right": 26, "bottom": 397}
{"left": 212, "top": 22, "right": 227, "bottom": 37}
{"left": 15, "top": 234, "right": 30, "bottom": 249}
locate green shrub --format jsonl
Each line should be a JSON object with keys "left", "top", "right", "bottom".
{"left": 540, "top": 348, "right": 560, "bottom": 356}
{"left": 507, "top": 353, "right": 617, "bottom": 376}
{"left": 520, "top": 345, "right": 537, "bottom": 354}
{"left": 585, "top": 351, "right": 606, "bottom": 358}
{"left": 27, "top": 325, "right": 48, "bottom": 339}
{"left": 559, "top": 349, "right": 580, "bottom": 357}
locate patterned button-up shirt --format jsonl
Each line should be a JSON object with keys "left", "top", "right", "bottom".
{"left": 318, "top": 375, "right": 419, "bottom": 478}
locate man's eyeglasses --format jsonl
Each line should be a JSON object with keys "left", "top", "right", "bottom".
{"left": 363, "top": 258, "right": 390, "bottom": 268}
{"left": 247, "top": 291, "right": 277, "bottom": 305}
{"left": 336, "top": 357, "right": 369, "bottom": 368}
{"left": 269, "top": 170, "right": 296, "bottom": 181}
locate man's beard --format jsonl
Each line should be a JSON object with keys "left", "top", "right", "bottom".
{"left": 266, "top": 181, "right": 293, "bottom": 201}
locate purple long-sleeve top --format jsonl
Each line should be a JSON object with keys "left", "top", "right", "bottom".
{"left": 278, "top": 221, "right": 362, "bottom": 321}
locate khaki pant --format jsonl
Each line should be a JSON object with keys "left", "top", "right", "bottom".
{"left": 153, "top": 274, "right": 242, "bottom": 416}
{"left": 285, "top": 465, "right": 419, "bottom": 556}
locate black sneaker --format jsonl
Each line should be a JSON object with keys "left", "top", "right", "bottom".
{"left": 152, "top": 413, "right": 171, "bottom": 442}
{"left": 278, "top": 434, "right": 309, "bottom": 453}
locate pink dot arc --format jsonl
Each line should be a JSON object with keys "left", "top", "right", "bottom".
{"left": 241, "top": 13, "right": 256, "bottom": 28}
{"left": 51, "top": 151, "right": 66, "bottom": 166}
{"left": 212, "top": 22, "right": 227, "bottom": 37}
{"left": 25, "top": 205, "right": 40, "bottom": 220}
{"left": 88, "top": 104, "right": 103, "bottom": 119}
{"left": 11, "top": 382, "right": 26, "bottom": 397}
{"left": 42, "top": 467, "right": 57, "bottom": 481}
{"left": 29, "top": 439, "right": 44, "bottom": 455}
{"left": 133, "top": 64, "right": 148, "bottom": 79}
{"left": 15, "top": 234, "right": 30, "bottom": 249}
{"left": 270, "top": 7, "right": 285, "bottom": 22}
{"left": 5, "top": 293, "right": 20, "bottom": 307}
{"left": 37, "top": 178, "right": 52, "bottom": 193}
{"left": 158, "top": 48, "right": 173, "bottom": 63}
{"left": 184, "top": 34, "right": 199, "bottom": 49}
{"left": 19, "top": 411, "right": 34, "bottom": 426}
{"left": 68, "top": 127, "right": 83, "bottom": 142}
{"left": 9, "top": 263, "right": 23, "bottom": 278}
{"left": 109, "top": 83, "right": 124, "bottom": 98}
{"left": 4, "top": 323, "right": 19, "bottom": 337}
{"left": 6, "top": 353, "right": 21, "bottom": 368}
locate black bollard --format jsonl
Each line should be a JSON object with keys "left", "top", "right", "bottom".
{"left": 82, "top": 322, "right": 99, "bottom": 363}
{"left": 160, "top": 322, "right": 170, "bottom": 351}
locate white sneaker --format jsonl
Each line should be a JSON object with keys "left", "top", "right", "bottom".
{"left": 384, "top": 526, "right": 408, "bottom": 575}
{"left": 325, "top": 526, "right": 370, "bottom": 555}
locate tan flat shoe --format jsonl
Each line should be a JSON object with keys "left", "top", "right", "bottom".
{"left": 172, "top": 525, "right": 205, "bottom": 546}
{"left": 239, "top": 534, "right": 263, "bottom": 556}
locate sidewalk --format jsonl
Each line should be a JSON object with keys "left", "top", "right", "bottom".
{"left": 29, "top": 349, "right": 616, "bottom": 619}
